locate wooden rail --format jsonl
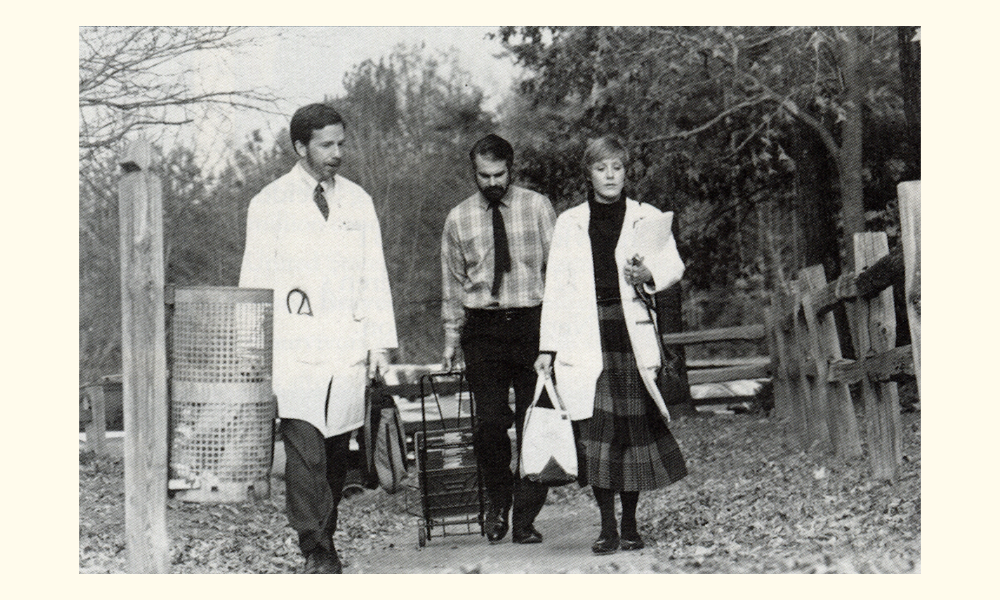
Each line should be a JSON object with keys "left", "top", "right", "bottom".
{"left": 641, "top": 319, "right": 771, "bottom": 412}
{"left": 768, "top": 181, "right": 920, "bottom": 481}
{"left": 660, "top": 324, "right": 766, "bottom": 345}
{"left": 82, "top": 383, "right": 108, "bottom": 454}
{"left": 659, "top": 323, "right": 769, "bottom": 391}
{"left": 685, "top": 363, "right": 770, "bottom": 385}
{"left": 828, "top": 345, "right": 915, "bottom": 385}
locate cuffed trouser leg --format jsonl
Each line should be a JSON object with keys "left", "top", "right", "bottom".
{"left": 280, "top": 418, "right": 350, "bottom": 554}
{"left": 322, "top": 433, "right": 350, "bottom": 542}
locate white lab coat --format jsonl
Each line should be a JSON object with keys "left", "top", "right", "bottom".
{"left": 539, "top": 199, "right": 684, "bottom": 421}
{"left": 239, "top": 164, "right": 397, "bottom": 437}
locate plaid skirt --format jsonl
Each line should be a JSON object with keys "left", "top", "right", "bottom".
{"left": 576, "top": 301, "right": 688, "bottom": 491}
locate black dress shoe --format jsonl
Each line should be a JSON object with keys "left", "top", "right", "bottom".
{"left": 620, "top": 532, "right": 645, "bottom": 551}
{"left": 512, "top": 525, "right": 543, "bottom": 544}
{"left": 591, "top": 533, "right": 620, "bottom": 555}
{"left": 302, "top": 552, "right": 321, "bottom": 574}
{"left": 302, "top": 548, "right": 343, "bottom": 574}
{"left": 323, "top": 548, "right": 344, "bottom": 574}
{"left": 484, "top": 502, "right": 510, "bottom": 543}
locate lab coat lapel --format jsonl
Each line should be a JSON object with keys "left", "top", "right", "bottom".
{"left": 616, "top": 200, "right": 671, "bottom": 420}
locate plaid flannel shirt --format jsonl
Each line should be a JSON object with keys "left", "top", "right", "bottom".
{"left": 441, "top": 185, "right": 556, "bottom": 349}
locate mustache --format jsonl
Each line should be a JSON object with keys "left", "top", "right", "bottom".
{"left": 481, "top": 184, "right": 506, "bottom": 199}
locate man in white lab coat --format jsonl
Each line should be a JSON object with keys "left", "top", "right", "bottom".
{"left": 240, "top": 104, "right": 397, "bottom": 573}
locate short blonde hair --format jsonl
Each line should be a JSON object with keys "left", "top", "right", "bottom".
{"left": 582, "top": 135, "right": 630, "bottom": 170}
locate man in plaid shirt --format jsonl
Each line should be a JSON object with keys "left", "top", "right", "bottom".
{"left": 441, "top": 134, "right": 556, "bottom": 544}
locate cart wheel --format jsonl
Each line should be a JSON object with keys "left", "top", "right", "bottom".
{"left": 417, "top": 527, "right": 427, "bottom": 549}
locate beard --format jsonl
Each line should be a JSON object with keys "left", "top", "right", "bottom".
{"left": 306, "top": 151, "right": 341, "bottom": 180}
{"left": 480, "top": 184, "right": 507, "bottom": 203}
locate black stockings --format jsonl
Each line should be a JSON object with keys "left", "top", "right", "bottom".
{"left": 593, "top": 487, "right": 617, "bottom": 537}
{"left": 592, "top": 487, "right": 640, "bottom": 538}
{"left": 620, "top": 491, "right": 638, "bottom": 536}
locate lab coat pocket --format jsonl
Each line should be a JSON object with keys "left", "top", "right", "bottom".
{"left": 627, "top": 298, "right": 661, "bottom": 368}
{"left": 275, "top": 310, "right": 329, "bottom": 366}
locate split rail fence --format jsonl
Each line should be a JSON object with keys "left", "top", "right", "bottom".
{"left": 766, "top": 181, "right": 920, "bottom": 481}
{"left": 660, "top": 181, "right": 921, "bottom": 482}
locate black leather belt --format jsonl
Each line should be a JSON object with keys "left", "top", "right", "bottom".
{"left": 466, "top": 305, "right": 540, "bottom": 321}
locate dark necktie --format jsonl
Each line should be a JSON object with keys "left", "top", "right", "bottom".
{"left": 313, "top": 183, "right": 329, "bottom": 220}
{"left": 489, "top": 199, "right": 511, "bottom": 296}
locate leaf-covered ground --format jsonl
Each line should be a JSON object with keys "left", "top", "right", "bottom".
{"left": 79, "top": 410, "right": 919, "bottom": 573}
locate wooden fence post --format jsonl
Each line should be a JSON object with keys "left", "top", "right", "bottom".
{"left": 897, "top": 181, "right": 921, "bottom": 396}
{"left": 764, "top": 304, "right": 790, "bottom": 421}
{"left": 788, "top": 280, "right": 819, "bottom": 450}
{"left": 773, "top": 287, "right": 808, "bottom": 448}
{"left": 799, "top": 266, "right": 862, "bottom": 459}
{"left": 850, "top": 233, "right": 903, "bottom": 481}
{"left": 83, "top": 383, "right": 107, "bottom": 454}
{"left": 118, "top": 139, "right": 169, "bottom": 573}
{"left": 792, "top": 272, "right": 830, "bottom": 452}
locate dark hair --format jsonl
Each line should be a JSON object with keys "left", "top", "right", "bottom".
{"left": 290, "top": 104, "right": 346, "bottom": 149}
{"left": 469, "top": 134, "right": 514, "bottom": 168}
{"left": 582, "top": 135, "right": 630, "bottom": 170}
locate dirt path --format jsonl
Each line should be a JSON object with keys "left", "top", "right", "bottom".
{"left": 349, "top": 503, "right": 661, "bottom": 574}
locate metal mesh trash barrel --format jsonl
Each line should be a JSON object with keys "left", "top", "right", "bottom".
{"left": 169, "top": 286, "right": 274, "bottom": 502}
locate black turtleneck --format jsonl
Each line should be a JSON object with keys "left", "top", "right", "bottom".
{"left": 588, "top": 191, "right": 626, "bottom": 302}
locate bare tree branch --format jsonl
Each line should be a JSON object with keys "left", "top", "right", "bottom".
{"left": 78, "top": 26, "right": 281, "bottom": 153}
{"left": 745, "top": 73, "right": 841, "bottom": 159}
{"left": 634, "top": 95, "right": 772, "bottom": 145}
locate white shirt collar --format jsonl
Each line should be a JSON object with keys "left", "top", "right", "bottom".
{"left": 292, "top": 162, "right": 336, "bottom": 194}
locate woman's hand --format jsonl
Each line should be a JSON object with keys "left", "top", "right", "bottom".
{"left": 534, "top": 353, "right": 553, "bottom": 377}
{"left": 624, "top": 255, "right": 653, "bottom": 286}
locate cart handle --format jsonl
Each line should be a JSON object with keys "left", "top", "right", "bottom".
{"left": 418, "top": 370, "right": 474, "bottom": 432}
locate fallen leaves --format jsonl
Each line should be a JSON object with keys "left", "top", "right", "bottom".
{"left": 625, "top": 411, "right": 921, "bottom": 573}
{"left": 79, "top": 411, "right": 920, "bottom": 573}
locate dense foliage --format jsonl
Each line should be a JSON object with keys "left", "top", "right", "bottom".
{"left": 79, "top": 27, "right": 920, "bottom": 380}
{"left": 496, "top": 26, "right": 920, "bottom": 283}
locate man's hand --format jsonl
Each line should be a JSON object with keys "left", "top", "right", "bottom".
{"left": 534, "top": 353, "right": 553, "bottom": 377}
{"left": 442, "top": 345, "right": 460, "bottom": 372}
{"left": 368, "top": 349, "right": 390, "bottom": 379}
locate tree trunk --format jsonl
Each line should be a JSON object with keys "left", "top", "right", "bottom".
{"left": 837, "top": 27, "right": 868, "bottom": 271}
{"left": 790, "top": 122, "right": 841, "bottom": 279}
{"left": 897, "top": 26, "right": 921, "bottom": 180}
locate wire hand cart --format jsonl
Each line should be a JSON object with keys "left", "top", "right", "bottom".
{"left": 405, "top": 371, "right": 485, "bottom": 548}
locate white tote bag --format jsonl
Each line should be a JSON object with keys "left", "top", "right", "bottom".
{"left": 519, "top": 373, "right": 578, "bottom": 486}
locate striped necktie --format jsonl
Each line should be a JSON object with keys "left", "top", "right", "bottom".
{"left": 314, "top": 183, "right": 329, "bottom": 220}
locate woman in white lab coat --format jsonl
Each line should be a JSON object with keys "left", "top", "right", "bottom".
{"left": 535, "top": 135, "right": 688, "bottom": 555}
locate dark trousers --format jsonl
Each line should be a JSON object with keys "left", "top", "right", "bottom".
{"left": 280, "top": 418, "right": 351, "bottom": 555}
{"left": 462, "top": 306, "right": 548, "bottom": 530}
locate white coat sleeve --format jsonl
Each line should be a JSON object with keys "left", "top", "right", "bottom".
{"left": 539, "top": 217, "right": 571, "bottom": 354}
{"left": 239, "top": 197, "right": 275, "bottom": 289}
{"left": 360, "top": 199, "right": 398, "bottom": 351}
{"left": 644, "top": 210, "right": 685, "bottom": 294}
